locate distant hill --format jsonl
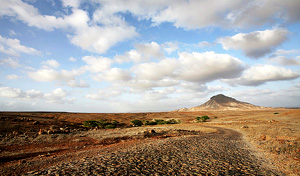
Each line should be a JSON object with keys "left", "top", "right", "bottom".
{"left": 175, "top": 94, "right": 269, "bottom": 111}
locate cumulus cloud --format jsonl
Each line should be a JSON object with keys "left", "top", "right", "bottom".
{"left": 268, "top": 49, "right": 300, "bottom": 65}
{"left": 81, "top": 56, "right": 112, "bottom": 73}
{"left": 67, "top": 80, "right": 89, "bottom": 88}
{"left": 218, "top": 28, "right": 289, "bottom": 58}
{"left": 132, "top": 58, "right": 177, "bottom": 81}
{"left": 6, "top": 74, "right": 20, "bottom": 80}
{"left": 0, "top": 35, "right": 41, "bottom": 56}
{"left": 162, "top": 42, "right": 179, "bottom": 54}
{"left": 130, "top": 51, "right": 245, "bottom": 88}
{"left": 28, "top": 68, "right": 86, "bottom": 88}
{"left": 96, "top": 0, "right": 300, "bottom": 29}
{"left": 42, "top": 59, "right": 60, "bottom": 68}
{"left": 68, "top": 57, "right": 77, "bottom": 62}
{"left": 135, "top": 42, "right": 164, "bottom": 59}
{"left": 0, "top": 58, "right": 20, "bottom": 68}
{"left": 93, "top": 68, "right": 132, "bottom": 82}
{"left": 268, "top": 56, "right": 300, "bottom": 66}
{"left": 176, "top": 52, "right": 245, "bottom": 82}
{"left": 114, "top": 50, "right": 143, "bottom": 63}
{"left": 223, "top": 65, "right": 299, "bottom": 86}
{"left": 114, "top": 42, "right": 164, "bottom": 63}
{"left": 0, "top": 0, "right": 137, "bottom": 54}
{"left": 70, "top": 24, "right": 137, "bottom": 54}
{"left": 86, "top": 89, "right": 122, "bottom": 100}
{"left": 0, "top": 86, "right": 44, "bottom": 99}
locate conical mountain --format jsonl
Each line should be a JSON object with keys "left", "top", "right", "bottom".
{"left": 175, "top": 94, "right": 268, "bottom": 111}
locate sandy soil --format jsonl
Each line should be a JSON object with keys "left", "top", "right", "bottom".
{"left": 0, "top": 109, "right": 299, "bottom": 175}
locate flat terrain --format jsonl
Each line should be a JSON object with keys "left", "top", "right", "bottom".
{"left": 0, "top": 109, "right": 299, "bottom": 175}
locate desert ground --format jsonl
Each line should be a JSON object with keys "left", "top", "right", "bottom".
{"left": 0, "top": 109, "right": 299, "bottom": 175}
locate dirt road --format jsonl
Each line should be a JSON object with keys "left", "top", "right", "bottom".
{"left": 26, "top": 127, "right": 281, "bottom": 175}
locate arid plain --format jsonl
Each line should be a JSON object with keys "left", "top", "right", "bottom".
{"left": 0, "top": 108, "right": 299, "bottom": 175}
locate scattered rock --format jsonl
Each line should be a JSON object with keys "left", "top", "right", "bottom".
{"left": 241, "top": 125, "right": 249, "bottom": 128}
{"left": 33, "top": 121, "right": 40, "bottom": 125}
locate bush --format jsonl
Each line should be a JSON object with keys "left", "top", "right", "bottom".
{"left": 83, "top": 119, "right": 120, "bottom": 129}
{"left": 196, "top": 115, "right": 210, "bottom": 122}
{"left": 105, "top": 124, "right": 116, "bottom": 129}
{"left": 145, "top": 119, "right": 180, "bottom": 125}
{"left": 155, "top": 119, "right": 166, "bottom": 125}
{"left": 166, "top": 119, "right": 180, "bottom": 124}
{"left": 131, "top": 119, "right": 143, "bottom": 127}
{"left": 274, "top": 112, "right": 279, "bottom": 114}
{"left": 145, "top": 121, "right": 157, "bottom": 125}
{"left": 83, "top": 120, "right": 100, "bottom": 127}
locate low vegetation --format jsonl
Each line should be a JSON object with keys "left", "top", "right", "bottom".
{"left": 145, "top": 119, "right": 181, "bottom": 126}
{"left": 83, "top": 119, "right": 120, "bottom": 129}
{"left": 196, "top": 115, "right": 210, "bottom": 122}
{"left": 131, "top": 119, "right": 143, "bottom": 127}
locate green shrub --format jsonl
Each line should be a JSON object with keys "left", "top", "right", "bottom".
{"left": 145, "top": 121, "right": 157, "bottom": 125}
{"left": 196, "top": 115, "right": 210, "bottom": 122}
{"left": 83, "top": 119, "right": 120, "bottom": 128}
{"left": 83, "top": 120, "right": 100, "bottom": 127}
{"left": 131, "top": 119, "right": 143, "bottom": 127}
{"left": 105, "top": 124, "right": 116, "bottom": 129}
{"left": 145, "top": 119, "right": 180, "bottom": 125}
{"left": 214, "top": 116, "right": 218, "bottom": 119}
{"left": 274, "top": 112, "right": 279, "bottom": 114}
{"left": 166, "top": 119, "right": 180, "bottom": 124}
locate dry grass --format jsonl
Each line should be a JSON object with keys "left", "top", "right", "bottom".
{"left": 204, "top": 109, "right": 300, "bottom": 175}
{"left": 1, "top": 109, "right": 299, "bottom": 175}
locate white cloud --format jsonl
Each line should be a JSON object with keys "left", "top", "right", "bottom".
{"left": 82, "top": 56, "right": 112, "bottom": 73}
{"left": 67, "top": 80, "right": 89, "bottom": 88}
{"left": 268, "top": 49, "right": 300, "bottom": 65}
{"left": 0, "top": 86, "right": 74, "bottom": 104}
{"left": 0, "top": 87, "right": 43, "bottom": 99}
{"left": 132, "top": 58, "right": 177, "bottom": 81}
{"left": 42, "top": 59, "right": 60, "bottom": 68}
{"left": 218, "top": 28, "right": 289, "bottom": 58}
{"left": 28, "top": 68, "right": 84, "bottom": 87}
{"left": 0, "top": 58, "right": 20, "bottom": 68}
{"left": 198, "top": 41, "right": 215, "bottom": 47}
{"left": 219, "top": 28, "right": 289, "bottom": 58}
{"left": 176, "top": 51, "right": 245, "bottom": 82}
{"left": 114, "top": 50, "right": 143, "bottom": 63}
{"left": 226, "top": 0, "right": 300, "bottom": 28}
{"left": 94, "top": 68, "right": 132, "bottom": 82}
{"left": 135, "top": 42, "right": 164, "bottom": 59}
{"left": 162, "top": 42, "right": 179, "bottom": 54}
{"left": 6, "top": 74, "right": 20, "bottom": 80}
{"left": 114, "top": 42, "right": 164, "bottom": 63}
{"left": 86, "top": 89, "right": 122, "bottom": 100}
{"left": 0, "top": 0, "right": 66, "bottom": 31}
{"left": 130, "top": 51, "right": 245, "bottom": 90}
{"left": 0, "top": 35, "right": 41, "bottom": 56}
{"left": 97, "top": 0, "right": 300, "bottom": 29}
{"left": 68, "top": 57, "right": 77, "bottom": 62}
{"left": 61, "top": 0, "right": 81, "bottom": 8}
{"left": 0, "top": 87, "right": 23, "bottom": 98}
{"left": 268, "top": 56, "right": 300, "bottom": 66}
{"left": 0, "top": 1, "right": 138, "bottom": 54}
{"left": 223, "top": 65, "right": 299, "bottom": 86}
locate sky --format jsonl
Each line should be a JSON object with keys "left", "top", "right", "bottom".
{"left": 0, "top": 0, "right": 300, "bottom": 112}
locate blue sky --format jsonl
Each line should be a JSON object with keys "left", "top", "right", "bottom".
{"left": 0, "top": 0, "right": 300, "bottom": 112}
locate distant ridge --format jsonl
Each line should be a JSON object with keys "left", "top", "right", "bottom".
{"left": 175, "top": 94, "right": 269, "bottom": 111}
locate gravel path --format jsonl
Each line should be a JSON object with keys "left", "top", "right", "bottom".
{"left": 26, "top": 127, "right": 281, "bottom": 175}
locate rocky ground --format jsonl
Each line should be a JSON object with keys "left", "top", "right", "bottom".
{"left": 25, "top": 127, "right": 281, "bottom": 176}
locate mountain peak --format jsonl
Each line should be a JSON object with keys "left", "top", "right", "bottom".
{"left": 173, "top": 94, "right": 268, "bottom": 111}
{"left": 210, "top": 94, "right": 237, "bottom": 104}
